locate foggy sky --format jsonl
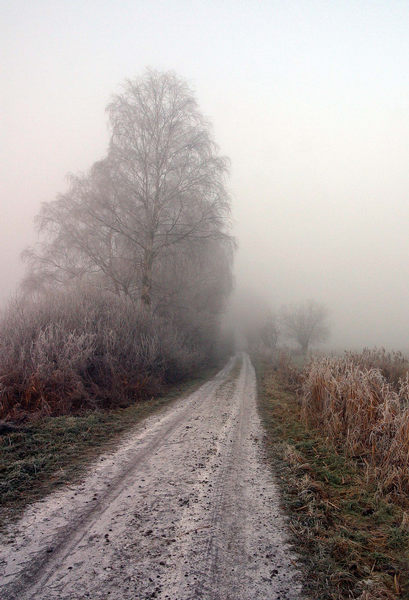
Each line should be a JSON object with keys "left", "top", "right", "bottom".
{"left": 2, "top": 0, "right": 409, "bottom": 349}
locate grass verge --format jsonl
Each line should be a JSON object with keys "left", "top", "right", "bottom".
{"left": 255, "top": 360, "right": 409, "bottom": 600}
{"left": 0, "top": 365, "right": 219, "bottom": 528}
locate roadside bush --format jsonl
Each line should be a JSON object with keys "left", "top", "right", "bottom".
{"left": 270, "top": 347, "right": 304, "bottom": 390}
{"left": 0, "top": 287, "right": 207, "bottom": 419}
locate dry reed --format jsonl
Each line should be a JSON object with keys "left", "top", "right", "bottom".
{"left": 301, "top": 352, "right": 409, "bottom": 500}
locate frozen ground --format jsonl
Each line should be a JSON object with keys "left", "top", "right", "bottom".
{"left": 0, "top": 353, "right": 301, "bottom": 600}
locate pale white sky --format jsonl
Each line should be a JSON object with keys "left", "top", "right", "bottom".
{"left": 2, "top": 0, "right": 409, "bottom": 348}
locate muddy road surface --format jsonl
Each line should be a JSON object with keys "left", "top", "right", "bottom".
{"left": 0, "top": 353, "right": 301, "bottom": 599}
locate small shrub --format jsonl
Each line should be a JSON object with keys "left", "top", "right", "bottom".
{"left": 269, "top": 347, "right": 304, "bottom": 390}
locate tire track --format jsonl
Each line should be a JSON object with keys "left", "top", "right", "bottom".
{"left": 0, "top": 354, "right": 301, "bottom": 600}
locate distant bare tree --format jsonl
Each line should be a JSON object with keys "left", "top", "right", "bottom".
{"left": 23, "top": 70, "right": 234, "bottom": 313}
{"left": 280, "top": 300, "right": 329, "bottom": 354}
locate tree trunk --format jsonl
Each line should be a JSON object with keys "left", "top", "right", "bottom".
{"left": 141, "top": 249, "right": 153, "bottom": 308}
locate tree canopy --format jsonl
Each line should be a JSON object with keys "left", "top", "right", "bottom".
{"left": 23, "top": 70, "right": 234, "bottom": 334}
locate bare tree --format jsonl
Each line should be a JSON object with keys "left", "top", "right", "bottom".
{"left": 23, "top": 159, "right": 144, "bottom": 298}
{"left": 23, "top": 70, "right": 234, "bottom": 313}
{"left": 107, "top": 69, "right": 231, "bottom": 307}
{"left": 280, "top": 300, "right": 329, "bottom": 354}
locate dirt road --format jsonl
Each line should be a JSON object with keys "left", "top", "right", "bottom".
{"left": 0, "top": 353, "right": 301, "bottom": 599}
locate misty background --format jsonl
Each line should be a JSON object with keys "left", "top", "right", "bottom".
{"left": 2, "top": 0, "right": 409, "bottom": 349}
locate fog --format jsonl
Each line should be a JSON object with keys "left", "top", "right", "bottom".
{"left": 2, "top": 1, "right": 409, "bottom": 350}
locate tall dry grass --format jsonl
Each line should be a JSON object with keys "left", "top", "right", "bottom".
{"left": 346, "top": 347, "right": 409, "bottom": 389}
{"left": 301, "top": 352, "right": 409, "bottom": 499}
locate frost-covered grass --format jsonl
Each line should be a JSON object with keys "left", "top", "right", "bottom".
{"left": 302, "top": 351, "right": 409, "bottom": 500}
{"left": 266, "top": 347, "right": 409, "bottom": 500}
{"left": 256, "top": 360, "right": 409, "bottom": 600}
{"left": 0, "top": 367, "right": 217, "bottom": 527}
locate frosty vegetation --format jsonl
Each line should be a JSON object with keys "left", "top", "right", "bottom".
{"left": 302, "top": 349, "right": 409, "bottom": 499}
{"left": 0, "top": 70, "right": 234, "bottom": 419}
